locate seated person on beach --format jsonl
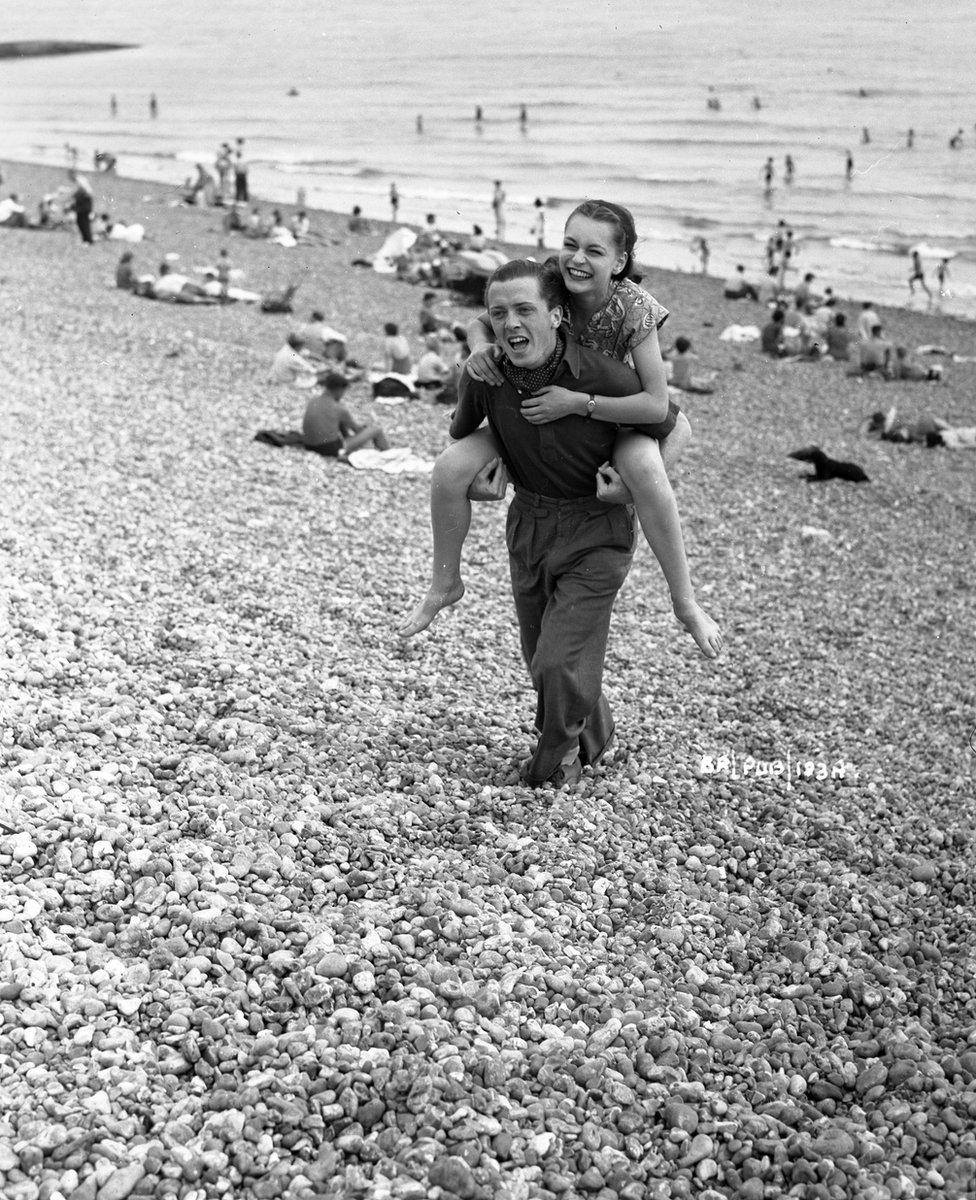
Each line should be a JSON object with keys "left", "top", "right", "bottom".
{"left": 271, "top": 333, "right": 329, "bottom": 387}
{"left": 793, "top": 300, "right": 824, "bottom": 359}
{"left": 857, "top": 301, "right": 881, "bottom": 342}
{"left": 116, "top": 250, "right": 137, "bottom": 290}
{"left": 723, "top": 264, "right": 760, "bottom": 302}
{"left": 794, "top": 272, "right": 819, "bottom": 309}
{"left": 244, "top": 207, "right": 267, "bottom": 238}
{"left": 267, "top": 210, "right": 297, "bottom": 247}
{"left": 348, "top": 205, "right": 371, "bottom": 234}
{"left": 415, "top": 213, "right": 445, "bottom": 253}
{"left": 383, "top": 322, "right": 413, "bottom": 375}
{"left": 416, "top": 334, "right": 450, "bottom": 389}
{"left": 760, "top": 307, "right": 788, "bottom": 357}
{"left": 291, "top": 210, "right": 311, "bottom": 241}
{"left": 825, "top": 312, "right": 851, "bottom": 361}
{"left": 468, "top": 224, "right": 487, "bottom": 252}
{"left": 419, "top": 291, "right": 451, "bottom": 334}
{"left": 300, "top": 312, "right": 349, "bottom": 363}
{"left": 889, "top": 345, "right": 943, "bottom": 382}
{"left": 666, "top": 336, "right": 715, "bottom": 394}
{"left": 222, "top": 203, "right": 248, "bottom": 233}
{"left": 302, "top": 372, "right": 390, "bottom": 459}
{"left": 849, "top": 323, "right": 892, "bottom": 376}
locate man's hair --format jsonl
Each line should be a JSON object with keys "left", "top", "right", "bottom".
{"left": 384, "top": 321, "right": 398, "bottom": 335}
{"left": 484, "top": 259, "right": 566, "bottom": 310}
{"left": 771, "top": 308, "right": 785, "bottom": 324}
{"left": 871, "top": 323, "right": 883, "bottom": 335}
{"left": 287, "top": 333, "right": 304, "bottom": 349}
{"left": 567, "top": 199, "right": 639, "bottom": 281}
{"left": 834, "top": 312, "right": 847, "bottom": 327}
{"left": 422, "top": 291, "right": 436, "bottom": 302}
{"left": 310, "top": 310, "right": 324, "bottom": 322}
{"left": 323, "top": 371, "right": 349, "bottom": 392}
{"left": 674, "top": 336, "right": 691, "bottom": 353}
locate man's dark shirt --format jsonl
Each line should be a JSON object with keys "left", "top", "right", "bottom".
{"left": 452, "top": 337, "right": 679, "bottom": 499}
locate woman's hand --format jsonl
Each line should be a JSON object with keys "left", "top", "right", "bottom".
{"left": 595, "top": 462, "right": 633, "bottom": 504}
{"left": 520, "top": 386, "right": 583, "bottom": 425}
{"left": 463, "top": 344, "right": 505, "bottom": 386}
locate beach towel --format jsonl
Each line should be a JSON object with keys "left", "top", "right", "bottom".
{"left": 107, "top": 223, "right": 145, "bottom": 243}
{"left": 719, "top": 324, "right": 760, "bottom": 343}
{"left": 345, "top": 447, "right": 435, "bottom": 475}
{"left": 373, "top": 227, "right": 417, "bottom": 274}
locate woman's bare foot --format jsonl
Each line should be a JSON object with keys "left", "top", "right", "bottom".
{"left": 673, "top": 599, "right": 723, "bottom": 658}
{"left": 399, "top": 580, "right": 465, "bottom": 638}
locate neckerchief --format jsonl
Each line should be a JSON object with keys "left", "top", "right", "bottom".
{"left": 501, "top": 329, "right": 566, "bottom": 394}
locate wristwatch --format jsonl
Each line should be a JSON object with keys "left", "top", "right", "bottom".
{"left": 585, "top": 394, "right": 596, "bottom": 418}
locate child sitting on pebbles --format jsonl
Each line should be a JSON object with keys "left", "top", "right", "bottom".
{"left": 302, "top": 372, "right": 390, "bottom": 460}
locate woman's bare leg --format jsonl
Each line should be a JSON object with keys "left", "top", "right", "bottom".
{"left": 399, "top": 427, "right": 499, "bottom": 637}
{"left": 613, "top": 431, "right": 723, "bottom": 658}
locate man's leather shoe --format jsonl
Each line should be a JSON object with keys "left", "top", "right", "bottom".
{"left": 521, "top": 755, "right": 582, "bottom": 789}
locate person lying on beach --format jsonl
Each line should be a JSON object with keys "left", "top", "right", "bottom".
{"left": 665, "top": 337, "right": 716, "bottom": 394}
{"left": 149, "top": 262, "right": 219, "bottom": 304}
{"left": 889, "top": 346, "right": 944, "bottom": 383}
{"left": 302, "top": 372, "right": 390, "bottom": 459}
{"left": 723, "top": 264, "right": 760, "bottom": 302}
{"left": 400, "top": 198, "right": 723, "bottom": 659}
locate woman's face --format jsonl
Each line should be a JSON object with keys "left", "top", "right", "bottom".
{"left": 559, "top": 214, "right": 626, "bottom": 300}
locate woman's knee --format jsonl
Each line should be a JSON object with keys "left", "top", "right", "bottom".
{"left": 614, "top": 436, "right": 668, "bottom": 493}
{"left": 434, "top": 434, "right": 496, "bottom": 485}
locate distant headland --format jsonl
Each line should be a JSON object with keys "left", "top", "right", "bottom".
{"left": 0, "top": 41, "right": 137, "bottom": 60}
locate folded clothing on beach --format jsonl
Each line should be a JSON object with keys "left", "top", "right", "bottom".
{"left": 345, "top": 447, "right": 434, "bottom": 474}
{"left": 254, "top": 429, "right": 306, "bottom": 448}
{"left": 719, "top": 324, "right": 761, "bottom": 343}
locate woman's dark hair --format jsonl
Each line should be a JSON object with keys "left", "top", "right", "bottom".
{"left": 566, "top": 199, "right": 639, "bottom": 281}
{"left": 834, "top": 312, "right": 847, "bottom": 327}
{"left": 384, "top": 321, "right": 398, "bottom": 335}
{"left": 484, "top": 258, "right": 568, "bottom": 311}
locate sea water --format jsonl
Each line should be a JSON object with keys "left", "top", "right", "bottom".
{"left": 2, "top": 0, "right": 976, "bottom": 317}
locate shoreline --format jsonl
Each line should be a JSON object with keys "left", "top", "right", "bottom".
{"left": 3, "top": 151, "right": 974, "bottom": 325}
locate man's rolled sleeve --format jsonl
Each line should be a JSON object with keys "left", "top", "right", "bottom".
{"left": 450, "top": 374, "right": 487, "bottom": 440}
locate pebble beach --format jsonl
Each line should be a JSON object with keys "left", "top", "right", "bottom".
{"left": 1, "top": 162, "right": 975, "bottom": 1200}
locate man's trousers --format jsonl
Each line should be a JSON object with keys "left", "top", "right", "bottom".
{"left": 506, "top": 489, "right": 635, "bottom": 784}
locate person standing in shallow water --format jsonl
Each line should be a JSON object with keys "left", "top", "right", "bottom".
{"left": 149, "top": 93, "right": 158, "bottom": 119}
